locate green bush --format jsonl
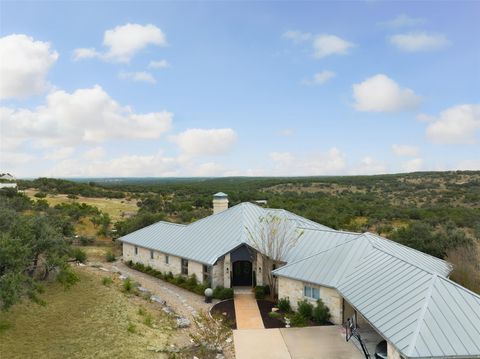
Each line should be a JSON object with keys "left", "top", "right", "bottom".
{"left": 101, "top": 277, "right": 112, "bottom": 286}
{"left": 186, "top": 274, "right": 198, "bottom": 290}
{"left": 277, "top": 298, "right": 292, "bottom": 313}
{"left": 105, "top": 251, "right": 116, "bottom": 262}
{"left": 78, "top": 236, "right": 95, "bottom": 246}
{"left": 297, "top": 300, "right": 314, "bottom": 319}
{"left": 213, "top": 286, "right": 234, "bottom": 300}
{"left": 289, "top": 312, "right": 308, "bottom": 327}
{"left": 268, "top": 311, "right": 281, "bottom": 319}
{"left": 312, "top": 299, "right": 331, "bottom": 324}
{"left": 123, "top": 278, "right": 134, "bottom": 292}
{"left": 34, "top": 192, "right": 47, "bottom": 198}
{"left": 71, "top": 248, "right": 87, "bottom": 263}
{"left": 254, "top": 286, "right": 266, "bottom": 299}
{"left": 127, "top": 322, "right": 136, "bottom": 333}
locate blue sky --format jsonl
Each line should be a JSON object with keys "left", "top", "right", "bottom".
{"left": 0, "top": 1, "right": 479, "bottom": 177}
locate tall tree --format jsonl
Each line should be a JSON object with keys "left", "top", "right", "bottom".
{"left": 247, "top": 213, "right": 304, "bottom": 297}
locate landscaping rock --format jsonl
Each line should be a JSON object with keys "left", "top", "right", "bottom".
{"left": 176, "top": 317, "right": 191, "bottom": 328}
{"left": 162, "top": 306, "right": 174, "bottom": 315}
{"left": 150, "top": 295, "right": 166, "bottom": 305}
{"left": 99, "top": 267, "right": 110, "bottom": 272}
{"left": 216, "top": 354, "right": 225, "bottom": 359}
{"left": 119, "top": 274, "right": 128, "bottom": 280}
{"left": 138, "top": 286, "right": 150, "bottom": 293}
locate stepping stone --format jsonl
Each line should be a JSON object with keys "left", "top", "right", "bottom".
{"left": 119, "top": 274, "right": 128, "bottom": 280}
{"left": 138, "top": 286, "right": 150, "bottom": 293}
{"left": 176, "top": 317, "right": 191, "bottom": 328}
{"left": 162, "top": 306, "right": 174, "bottom": 315}
{"left": 150, "top": 295, "right": 166, "bottom": 305}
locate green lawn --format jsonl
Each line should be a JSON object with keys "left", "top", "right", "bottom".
{"left": 0, "top": 269, "right": 174, "bottom": 359}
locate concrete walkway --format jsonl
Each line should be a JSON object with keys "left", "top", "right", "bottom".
{"left": 234, "top": 326, "right": 364, "bottom": 359}
{"left": 233, "top": 291, "right": 264, "bottom": 329}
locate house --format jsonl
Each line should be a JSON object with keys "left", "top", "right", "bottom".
{"left": 0, "top": 173, "right": 17, "bottom": 189}
{"left": 118, "top": 193, "right": 480, "bottom": 359}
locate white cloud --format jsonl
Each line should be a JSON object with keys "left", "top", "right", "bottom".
{"left": 402, "top": 158, "right": 423, "bottom": 172}
{"left": 44, "top": 147, "right": 75, "bottom": 160}
{"left": 0, "top": 34, "right": 58, "bottom": 100}
{"left": 72, "top": 47, "right": 99, "bottom": 60}
{"left": 0, "top": 151, "right": 36, "bottom": 166}
{"left": 282, "top": 30, "right": 312, "bottom": 43}
{"left": 170, "top": 128, "right": 237, "bottom": 157}
{"left": 269, "top": 148, "right": 347, "bottom": 175}
{"left": 148, "top": 59, "right": 169, "bottom": 69}
{"left": 352, "top": 74, "right": 422, "bottom": 112}
{"left": 192, "top": 162, "right": 226, "bottom": 176}
{"left": 73, "top": 23, "right": 167, "bottom": 63}
{"left": 313, "top": 34, "right": 354, "bottom": 59}
{"left": 119, "top": 71, "right": 156, "bottom": 84}
{"left": 350, "top": 156, "right": 387, "bottom": 175}
{"left": 46, "top": 151, "right": 179, "bottom": 177}
{"left": 426, "top": 104, "right": 480, "bottom": 144}
{"left": 456, "top": 159, "right": 480, "bottom": 170}
{"left": 389, "top": 32, "right": 449, "bottom": 52}
{"left": 302, "top": 70, "right": 336, "bottom": 85}
{"left": 0, "top": 85, "right": 173, "bottom": 148}
{"left": 82, "top": 147, "right": 106, "bottom": 160}
{"left": 392, "top": 144, "right": 419, "bottom": 157}
{"left": 380, "top": 14, "right": 425, "bottom": 28}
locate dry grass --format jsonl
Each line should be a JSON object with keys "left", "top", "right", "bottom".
{"left": 0, "top": 269, "right": 175, "bottom": 359}
{"left": 24, "top": 189, "right": 138, "bottom": 222}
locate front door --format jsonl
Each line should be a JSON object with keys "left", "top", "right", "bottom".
{"left": 232, "top": 261, "right": 252, "bottom": 286}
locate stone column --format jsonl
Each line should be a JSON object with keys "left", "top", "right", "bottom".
{"left": 256, "top": 252, "right": 263, "bottom": 286}
{"left": 224, "top": 253, "right": 231, "bottom": 288}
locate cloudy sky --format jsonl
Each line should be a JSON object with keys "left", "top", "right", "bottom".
{"left": 1, "top": 1, "right": 479, "bottom": 178}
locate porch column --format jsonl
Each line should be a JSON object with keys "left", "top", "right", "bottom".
{"left": 256, "top": 252, "right": 263, "bottom": 286}
{"left": 224, "top": 253, "right": 231, "bottom": 288}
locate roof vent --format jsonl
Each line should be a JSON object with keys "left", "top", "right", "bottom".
{"left": 213, "top": 192, "right": 229, "bottom": 214}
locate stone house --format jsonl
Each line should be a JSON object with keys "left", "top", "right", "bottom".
{"left": 118, "top": 193, "right": 480, "bottom": 359}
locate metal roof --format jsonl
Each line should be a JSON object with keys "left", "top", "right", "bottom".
{"left": 338, "top": 248, "right": 480, "bottom": 359}
{"left": 213, "top": 192, "right": 228, "bottom": 198}
{"left": 118, "top": 202, "right": 331, "bottom": 265}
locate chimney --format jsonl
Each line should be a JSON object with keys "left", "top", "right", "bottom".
{"left": 213, "top": 192, "right": 229, "bottom": 214}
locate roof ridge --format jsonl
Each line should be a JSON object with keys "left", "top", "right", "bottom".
{"left": 298, "top": 227, "right": 360, "bottom": 235}
{"left": 436, "top": 274, "right": 480, "bottom": 300}
{"left": 368, "top": 243, "right": 439, "bottom": 277}
{"left": 272, "top": 233, "right": 366, "bottom": 274}
{"left": 366, "top": 232, "right": 452, "bottom": 271}
{"left": 407, "top": 274, "right": 438, "bottom": 357}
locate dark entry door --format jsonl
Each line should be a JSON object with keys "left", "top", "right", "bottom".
{"left": 232, "top": 261, "right": 252, "bottom": 286}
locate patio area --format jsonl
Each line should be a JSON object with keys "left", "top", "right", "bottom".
{"left": 233, "top": 326, "right": 365, "bottom": 359}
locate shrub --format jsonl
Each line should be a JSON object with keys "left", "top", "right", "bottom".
{"left": 312, "top": 299, "right": 331, "bottom": 324}
{"left": 34, "top": 192, "right": 47, "bottom": 198}
{"left": 105, "top": 251, "right": 116, "bottom": 262}
{"left": 138, "top": 307, "right": 146, "bottom": 316}
{"left": 297, "top": 300, "right": 314, "bottom": 319}
{"left": 165, "top": 271, "right": 174, "bottom": 280}
{"left": 101, "top": 277, "right": 112, "bottom": 286}
{"left": 277, "top": 298, "right": 292, "bottom": 313}
{"left": 123, "top": 278, "right": 134, "bottom": 292}
{"left": 71, "top": 248, "right": 87, "bottom": 263}
{"left": 78, "top": 236, "right": 95, "bottom": 246}
{"left": 268, "top": 311, "right": 281, "bottom": 319}
{"left": 143, "top": 314, "right": 155, "bottom": 327}
{"left": 289, "top": 312, "right": 308, "bottom": 327}
{"left": 254, "top": 286, "right": 265, "bottom": 300}
{"left": 127, "top": 322, "right": 136, "bottom": 333}
{"left": 213, "top": 286, "right": 234, "bottom": 300}
{"left": 186, "top": 274, "right": 198, "bottom": 290}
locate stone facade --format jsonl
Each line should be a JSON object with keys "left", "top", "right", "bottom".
{"left": 277, "top": 277, "right": 344, "bottom": 325}
{"left": 223, "top": 253, "right": 231, "bottom": 288}
{"left": 387, "top": 342, "right": 403, "bottom": 359}
{"left": 123, "top": 243, "right": 181, "bottom": 274}
{"left": 212, "top": 259, "right": 224, "bottom": 288}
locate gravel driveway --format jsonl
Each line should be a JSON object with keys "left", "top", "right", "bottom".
{"left": 106, "top": 261, "right": 218, "bottom": 320}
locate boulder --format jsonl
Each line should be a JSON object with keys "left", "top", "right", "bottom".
{"left": 176, "top": 317, "right": 191, "bottom": 328}
{"left": 150, "top": 295, "right": 166, "bottom": 305}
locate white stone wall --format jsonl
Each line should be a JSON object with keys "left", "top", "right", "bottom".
{"left": 277, "top": 277, "right": 344, "bottom": 325}
{"left": 189, "top": 261, "right": 204, "bottom": 282}
{"left": 223, "top": 253, "right": 231, "bottom": 288}
{"left": 123, "top": 243, "right": 182, "bottom": 277}
{"left": 387, "top": 342, "right": 402, "bottom": 359}
{"left": 255, "top": 252, "right": 263, "bottom": 286}
{"left": 212, "top": 259, "right": 224, "bottom": 288}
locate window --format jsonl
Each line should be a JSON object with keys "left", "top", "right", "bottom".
{"left": 181, "top": 258, "right": 188, "bottom": 275}
{"left": 203, "top": 265, "right": 211, "bottom": 284}
{"left": 134, "top": 246, "right": 138, "bottom": 255}
{"left": 165, "top": 255, "right": 169, "bottom": 264}
{"left": 150, "top": 250, "right": 154, "bottom": 259}
{"left": 304, "top": 285, "right": 320, "bottom": 300}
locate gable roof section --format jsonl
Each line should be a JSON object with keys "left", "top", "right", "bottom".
{"left": 118, "top": 202, "right": 332, "bottom": 265}
{"left": 338, "top": 248, "right": 480, "bottom": 359}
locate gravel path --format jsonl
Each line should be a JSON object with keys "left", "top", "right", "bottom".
{"left": 106, "top": 261, "right": 218, "bottom": 320}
